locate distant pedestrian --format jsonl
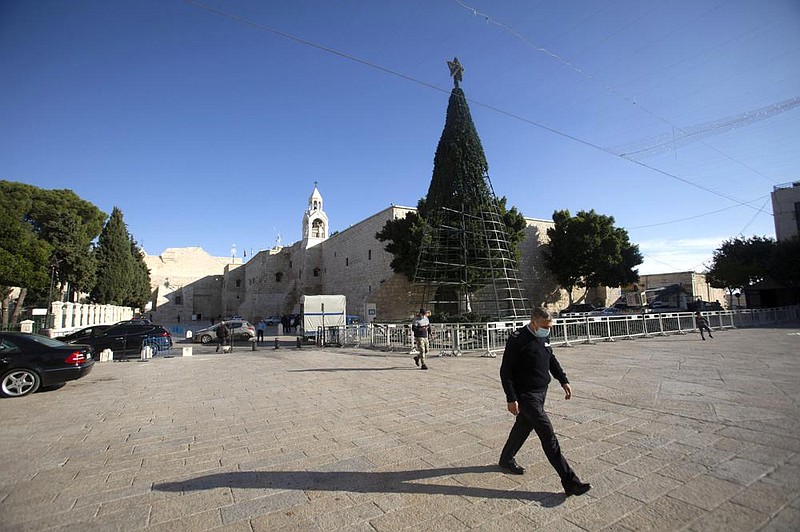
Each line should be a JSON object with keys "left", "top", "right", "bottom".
{"left": 498, "top": 307, "right": 591, "bottom": 496}
{"left": 695, "top": 312, "right": 714, "bottom": 340}
{"left": 281, "top": 315, "right": 290, "bottom": 334}
{"left": 256, "top": 319, "right": 266, "bottom": 343}
{"left": 411, "top": 308, "right": 430, "bottom": 370}
{"left": 215, "top": 321, "right": 229, "bottom": 352}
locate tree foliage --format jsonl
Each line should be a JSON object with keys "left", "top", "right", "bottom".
{"left": 770, "top": 236, "right": 800, "bottom": 286}
{"left": 706, "top": 236, "right": 775, "bottom": 291}
{"left": 706, "top": 235, "right": 799, "bottom": 291}
{"left": 542, "top": 209, "right": 643, "bottom": 302}
{"left": 0, "top": 181, "right": 105, "bottom": 304}
{"left": 377, "top": 196, "right": 527, "bottom": 281}
{"left": 92, "top": 207, "right": 150, "bottom": 308}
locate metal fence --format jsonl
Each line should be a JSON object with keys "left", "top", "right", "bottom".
{"left": 317, "top": 306, "right": 799, "bottom": 356}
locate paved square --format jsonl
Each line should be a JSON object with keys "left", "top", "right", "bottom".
{"left": 1, "top": 326, "right": 799, "bottom": 531}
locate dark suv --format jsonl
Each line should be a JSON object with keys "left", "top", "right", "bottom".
{"left": 64, "top": 320, "right": 172, "bottom": 358}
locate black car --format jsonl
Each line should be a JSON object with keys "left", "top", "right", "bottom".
{"left": 55, "top": 325, "right": 111, "bottom": 343}
{"left": 0, "top": 332, "right": 95, "bottom": 398}
{"left": 62, "top": 320, "right": 173, "bottom": 358}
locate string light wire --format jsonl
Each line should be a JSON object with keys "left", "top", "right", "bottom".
{"left": 182, "top": 0, "right": 771, "bottom": 215}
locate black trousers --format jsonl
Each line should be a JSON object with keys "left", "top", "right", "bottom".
{"left": 500, "top": 390, "right": 579, "bottom": 485}
{"left": 257, "top": 330, "right": 264, "bottom": 342}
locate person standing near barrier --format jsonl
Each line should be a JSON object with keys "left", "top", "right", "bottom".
{"left": 215, "top": 321, "right": 229, "bottom": 353}
{"left": 256, "top": 319, "right": 266, "bottom": 343}
{"left": 411, "top": 308, "right": 430, "bottom": 370}
{"left": 498, "top": 307, "right": 591, "bottom": 496}
{"left": 695, "top": 311, "right": 714, "bottom": 340}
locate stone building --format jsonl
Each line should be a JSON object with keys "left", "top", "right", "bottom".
{"left": 148, "top": 184, "right": 697, "bottom": 325}
{"left": 771, "top": 181, "right": 800, "bottom": 241}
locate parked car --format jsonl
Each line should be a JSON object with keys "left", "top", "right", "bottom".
{"left": 0, "top": 332, "right": 95, "bottom": 398}
{"left": 61, "top": 320, "right": 172, "bottom": 358}
{"left": 560, "top": 304, "right": 601, "bottom": 316}
{"left": 55, "top": 325, "right": 111, "bottom": 343}
{"left": 193, "top": 320, "right": 256, "bottom": 344}
{"left": 588, "top": 307, "right": 621, "bottom": 316}
{"left": 263, "top": 316, "right": 282, "bottom": 326}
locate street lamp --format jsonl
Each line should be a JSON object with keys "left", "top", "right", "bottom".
{"left": 44, "top": 254, "right": 60, "bottom": 330}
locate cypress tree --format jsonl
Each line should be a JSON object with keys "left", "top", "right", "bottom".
{"left": 92, "top": 207, "right": 133, "bottom": 305}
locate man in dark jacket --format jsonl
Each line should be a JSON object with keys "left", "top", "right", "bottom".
{"left": 215, "top": 321, "right": 229, "bottom": 353}
{"left": 498, "top": 307, "right": 591, "bottom": 496}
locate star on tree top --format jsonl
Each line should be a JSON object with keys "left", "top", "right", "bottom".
{"left": 447, "top": 57, "right": 464, "bottom": 87}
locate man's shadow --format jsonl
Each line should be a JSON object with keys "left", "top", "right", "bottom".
{"left": 153, "top": 464, "right": 564, "bottom": 507}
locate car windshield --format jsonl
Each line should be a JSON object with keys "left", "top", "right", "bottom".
{"left": 25, "top": 335, "right": 67, "bottom": 348}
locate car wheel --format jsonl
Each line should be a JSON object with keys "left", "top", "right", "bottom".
{"left": 200, "top": 334, "right": 212, "bottom": 344}
{"left": 1, "top": 368, "right": 41, "bottom": 398}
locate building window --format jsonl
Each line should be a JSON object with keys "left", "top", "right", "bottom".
{"left": 346, "top": 258, "right": 349, "bottom": 266}
{"left": 313, "top": 267, "right": 320, "bottom": 277}
{"left": 368, "top": 249, "right": 372, "bottom": 260}
{"left": 795, "top": 201, "right": 800, "bottom": 231}
{"left": 289, "top": 260, "right": 292, "bottom": 269}
{"left": 276, "top": 272, "right": 283, "bottom": 283}
{"left": 368, "top": 285, "right": 371, "bottom": 293}
{"left": 175, "top": 295, "right": 183, "bottom": 305}
{"left": 235, "top": 280, "right": 241, "bottom": 288}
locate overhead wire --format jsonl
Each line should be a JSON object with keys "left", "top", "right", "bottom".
{"left": 453, "top": 0, "right": 787, "bottom": 185}
{"left": 628, "top": 195, "right": 771, "bottom": 229}
{"left": 182, "top": 0, "right": 770, "bottom": 214}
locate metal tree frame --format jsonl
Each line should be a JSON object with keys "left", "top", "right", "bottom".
{"left": 412, "top": 176, "right": 530, "bottom": 321}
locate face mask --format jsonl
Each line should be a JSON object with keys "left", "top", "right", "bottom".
{"left": 534, "top": 327, "right": 550, "bottom": 338}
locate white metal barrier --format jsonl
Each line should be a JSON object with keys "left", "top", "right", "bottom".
{"left": 362, "top": 306, "right": 798, "bottom": 355}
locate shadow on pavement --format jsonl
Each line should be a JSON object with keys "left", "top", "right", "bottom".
{"left": 287, "top": 367, "right": 411, "bottom": 372}
{"left": 153, "top": 465, "right": 564, "bottom": 506}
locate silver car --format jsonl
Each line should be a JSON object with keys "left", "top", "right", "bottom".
{"left": 193, "top": 320, "right": 256, "bottom": 344}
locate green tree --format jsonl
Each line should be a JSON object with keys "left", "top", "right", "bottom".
{"left": 0, "top": 181, "right": 105, "bottom": 302}
{"left": 542, "top": 209, "right": 643, "bottom": 304}
{"left": 706, "top": 236, "right": 776, "bottom": 293}
{"left": 92, "top": 207, "right": 134, "bottom": 305}
{"left": 127, "top": 237, "right": 152, "bottom": 309}
{"left": 769, "top": 236, "right": 800, "bottom": 286}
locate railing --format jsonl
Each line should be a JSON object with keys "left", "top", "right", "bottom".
{"left": 314, "top": 306, "right": 799, "bottom": 356}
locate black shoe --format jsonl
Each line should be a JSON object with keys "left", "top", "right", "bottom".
{"left": 421, "top": 364, "right": 428, "bottom": 370}
{"left": 702, "top": 337, "right": 706, "bottom": 341}
{"left": 563, "top": 481, "right": 591, "bottom": 496}
{"left": 414, "top": 356, "right": 420, "bottom": 367}
{"left": 498, "top": 459, "right": 525, "bottom": 475}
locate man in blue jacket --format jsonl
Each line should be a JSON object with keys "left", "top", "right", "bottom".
{"left": 498, "top": 307, "right": 591, "bottom": 496}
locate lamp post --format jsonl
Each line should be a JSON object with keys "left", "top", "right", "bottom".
{"left": 44, "top": 254, "right": 60, "bottom": 329}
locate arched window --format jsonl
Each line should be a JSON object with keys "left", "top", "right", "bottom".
{"left": 313, "top": 267, "right": 320, "bottom": 277}
{"left": 311, "top": 219, "right": 325, "bottom": 238}
{"left": 275, "top": 272, "right": 283, "bottom": 283}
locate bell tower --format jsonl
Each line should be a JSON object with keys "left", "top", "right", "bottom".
{"left": 302, "top": 182, "right": 329, "bottom": 249}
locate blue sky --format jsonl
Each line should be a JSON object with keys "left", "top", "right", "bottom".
{"left": 2, "top": 0, "right": 798, "bottom": 275}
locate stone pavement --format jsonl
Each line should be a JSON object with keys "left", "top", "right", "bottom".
{"left": 1, "top": 326, "right": 799, "bottom": 531}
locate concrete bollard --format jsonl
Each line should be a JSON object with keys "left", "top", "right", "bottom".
{"left": 274, "top": 338, "right": 280, "bottom": 350}
{"left": 296, "top": 337, "right": 302, "bottom": 349}
{"left": 251, "top": 338, "right": 257, "bottom": 351}
{"left": 182, "top": 346, "right": 193, "bottom": 357}
{"left": 99, "top": 348, "right": 114, "bottom": 362}
{"left": 140, "top": 345, "right": 153, "bottom": 361}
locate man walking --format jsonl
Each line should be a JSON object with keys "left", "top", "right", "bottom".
{"left": 498, "top": 307, "right": 591, "bottom": 496}
{"left": 695, "top": 311, "right": 714, "bottom": 340}
{"left": 411, "top": 308, "right": 430, "bottom": 370}
{"left": 215, "top": 321, "right": 229, "bottom": 353}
